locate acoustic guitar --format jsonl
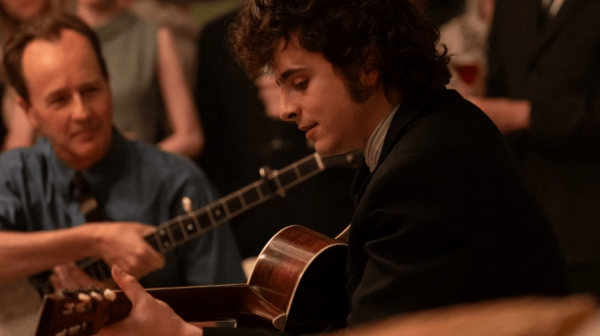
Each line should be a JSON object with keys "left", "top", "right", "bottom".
{"left": 35, "top": 225, "right": 350, "bottom": 336}
{"left": 29, "top": 151, "right": 361, "bottom": 295}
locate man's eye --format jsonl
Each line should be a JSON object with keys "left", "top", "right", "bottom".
{"left": 295, "top": 80, "right": 309, "bottom": 91}
{"left": 82, "top": 87, "right": 99, "bottom": 96}
{"left": 50, "top": 96, "right": 68, "bottom": 106}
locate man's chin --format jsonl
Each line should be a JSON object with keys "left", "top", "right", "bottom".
{"left": 314, "top": 141, "right": 344, "bottom": 158}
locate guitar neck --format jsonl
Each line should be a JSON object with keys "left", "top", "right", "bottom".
{"left": 80, "top": 153, "right": 328, "bottom": 281}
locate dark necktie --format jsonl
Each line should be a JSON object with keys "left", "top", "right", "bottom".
{"left": 72, "top": 171, "right": 108, "bottom": 223}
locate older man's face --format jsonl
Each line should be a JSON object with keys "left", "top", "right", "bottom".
{"left": 20, "top": 29, "right": 113, "bottom": 170}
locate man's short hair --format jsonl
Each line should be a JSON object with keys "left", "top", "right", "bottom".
{"left": 3, "top": 13, "right": 108, "bottom": 103}
{"left": 229, "top": 0, "right": 451, "bottom": 102}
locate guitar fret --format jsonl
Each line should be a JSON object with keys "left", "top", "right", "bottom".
{"left": 205, "top": 208, "right": 217, "bottom": 229}
{"left": 196, "top": 212, "right": 212, "bottom": 229}
{"left": 244, "top": 184, "right": 261, "bottom": 205}
{"left": 293, "top": 164, "right": 302, "bottom": 179}
{"left": 237, "top": 190, "right": 247, "bottom": 207}
{"left": 273, "top": 172, "right": 283, "bottom": 191}
{"left": 178, "top": 218, "right": 190, "bottom": 240}
{"left": 278, "top": 168, "right": 298, "bottom": 188}
{"left": 165, "top": 226, "right": 177, "bottom": 249}
{"left": 226, "top": 194, "right": 244, "bottom": 215}
{"left": 221, "top": 199, "right": 231, "bottom": 217}
{"left": 254, "top": 181, "right": 264, "bottom": 199}
{"left": 190, "top": 214, "right": 201, "bottom": 233}
{"left": 146, "top": 233, "right": 161, "bottom": 252}
{"left": 152, "top": 231, "right": 165, "bottom": 253}
{"left": 158, "top": 228, "right": 174, "bottom": 250}
{"left": 258, "top": 181, "right": 272, "bottom": 198}
{"left": 170, "top": 220, "right": 186, "bottom": 244}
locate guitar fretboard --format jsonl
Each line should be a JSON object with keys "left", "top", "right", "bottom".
{"left": 79, "top": 153, "right": 328, "bottom": 281}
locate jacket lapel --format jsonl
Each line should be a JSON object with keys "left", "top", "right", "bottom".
{"left": 351, "top": 93, "right": 433, "bottom": 204}
{"left": 527, "top": 0, "right": 579, "bottom": 68}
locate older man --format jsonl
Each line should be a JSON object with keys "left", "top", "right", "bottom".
{"left": 0, "top": 14, "right": 245, "bottom": 292}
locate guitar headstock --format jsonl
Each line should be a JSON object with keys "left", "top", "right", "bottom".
{"left": 35, "top": 289, "right": 131, "bottom": 336}
{"left": 320, "top": 150, "right": 364, "bottom": 170}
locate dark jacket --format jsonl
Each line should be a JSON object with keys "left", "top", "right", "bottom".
{"left": 204, "top": 90, "right": 568, "bottom": 336}
{"left": 347, "top": 89, "right": 568, "bottom": 325}
{"left": 487, "top": 0, "right": 600, "bottom": 265}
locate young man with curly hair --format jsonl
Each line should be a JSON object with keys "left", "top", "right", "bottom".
{"left": 97, "top": 1, "right": 569, "bottom": 335}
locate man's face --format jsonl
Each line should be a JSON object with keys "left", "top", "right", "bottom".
{"left": 20, "top": 29, "right": 113, "bottom": 170}
{"left": 273, "top": 35, "right": 368, "bottom": 156}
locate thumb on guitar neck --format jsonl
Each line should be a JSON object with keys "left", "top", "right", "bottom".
{"left": 111, "top": 265, "right": 145, "bottom": 305}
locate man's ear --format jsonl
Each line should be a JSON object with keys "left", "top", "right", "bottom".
{"left": 360, "top": 53, "right": 380, "bottom": 88}
{"left": 16, "top": 95, "right": 39, "bottom": 130}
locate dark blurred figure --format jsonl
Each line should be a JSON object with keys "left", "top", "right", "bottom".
{"left": 412, "top": 0, "right": 466, "bottom": 26}
{"left": 472, "top": 0, "right": 600, "bottom": 297}
{"left": 440, "top": 0, "right": 496, "bottom": 98}
{"left": 0, "top": 84, "right": 5, "bottom": 148}
{"left": 195, "top": 9, "right": 356, "bottom": 260}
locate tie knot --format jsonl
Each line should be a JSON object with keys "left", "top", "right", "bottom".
{"left": 72, "top": 171, "right": 105, "bottom": 221}
{"left": 72, "top": 171, "right": 87, "bottom": 192}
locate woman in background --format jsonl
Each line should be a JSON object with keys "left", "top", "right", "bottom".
{"left": 0, "top": 0, "right": 64, "bottom": 150}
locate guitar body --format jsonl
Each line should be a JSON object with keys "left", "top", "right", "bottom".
{"left": 248, "top": 225, "right": 350, "bottom": 332}
{"left": 35, "top": 225, "right": 351, "bottom": 335}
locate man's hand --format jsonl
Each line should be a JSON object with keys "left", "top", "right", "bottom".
{"left": 96, "top": 265, "right": 203, "bottom": 336}
{"left": 469, "top": 97, "right": 531, "bottom": 133}
{"left": 90, "top": 222, "right": 165, "bottom": 280}
{"left": 50, "top": 262, "right": 114, "bottom": 292}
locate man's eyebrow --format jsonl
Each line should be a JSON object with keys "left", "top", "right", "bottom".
{"left": 276, "top": 67, "right": 306, "bottom": 85}
{"left": 45, "top": 88, "right": 68, "bottom": 103}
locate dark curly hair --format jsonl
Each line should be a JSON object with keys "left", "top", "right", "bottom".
{"left": 229, "top": 0, "right": 451, "bottom": 102}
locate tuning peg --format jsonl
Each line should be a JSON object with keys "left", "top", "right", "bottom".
{"left": 259, "top": 166, "right": 273, "bottom": 178}
{"left": 68, "top": 325, "right": 81, "bottom": 335}
{"left": 90, "top": 291, "right": 103, "bottom": 301}
{"left": 103, "top": 288, "right": 116, "bottom": 301}
{"left": 77, "top": 293, "right": 91, "bottom": 303}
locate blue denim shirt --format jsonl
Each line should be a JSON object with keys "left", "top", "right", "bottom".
{"left": 0, "top": 130, "right": 246, "bottom": 287}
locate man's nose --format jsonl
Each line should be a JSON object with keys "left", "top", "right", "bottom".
{"left": 71, "top": 95, "right": 91, "bottom": 121}
{"left": 279, "top": 93, "right": 300, "bottom": 121}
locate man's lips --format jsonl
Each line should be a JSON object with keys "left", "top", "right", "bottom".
{"left": 299, "top": 123, "right": 317, "bottom": 132}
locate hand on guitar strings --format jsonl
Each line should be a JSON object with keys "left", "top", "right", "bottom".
{"left": 95, "top": 265, "right": 203, "bottom": 336}
{"left": 50, "top": 262, "right": 115, "bottom": 293}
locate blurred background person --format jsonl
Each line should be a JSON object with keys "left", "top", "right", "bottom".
{"left": 472, "top": 0, "right": 600, "bottom": 298}
{"left": 410, "top": 0, "right": 466, "bottom": 27}
{"left": 3, "top": 0, "right": 204, "bottom": 159}
{"left": 0, "top": 0, "right": 68, "bottom": 151}
{"left": 0, "top": 2, "right": 69, "bottom": 335}
{"left": 439, "top": 0, "right": 496, "bottom": 97}
{"left": 128, "top": 0, "right": 200, "bottom": 88}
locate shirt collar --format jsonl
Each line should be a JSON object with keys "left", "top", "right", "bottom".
{"left": 45, "top": 129, "right": 128, "bottom": 198}
{"left": 364, "top": 103, "right": 401, "bottom": 172}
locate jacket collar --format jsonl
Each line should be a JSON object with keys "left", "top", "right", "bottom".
{"left": 351, "top": 92, "right": 437, "bottom": 204}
